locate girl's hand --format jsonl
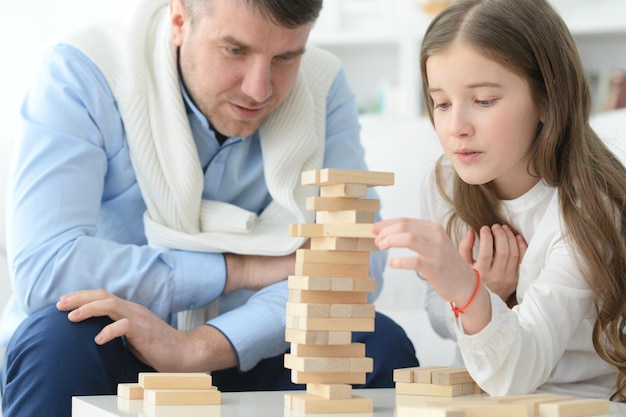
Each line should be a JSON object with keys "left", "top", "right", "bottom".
{"left": 372, "top": 218, "right": 478, "bottom": 304}
{"left": 459, "top": 225, "right": 527, "bottom": 303}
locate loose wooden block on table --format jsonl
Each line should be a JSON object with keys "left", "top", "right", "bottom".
{"left": 396, "top": 406, "right": 467, "bottom": 417}
{"left": 396, "top": 382, "right": 477, "bottom": 397}
{"left": 117, "top": 382, "right": 143, "bottom": 400}
{"left": 143, "top": 388, "right": 221, "bottom": 405}
{"left": 138, "top": 373, "right": 214, "bottom": 390}
{"left": 431, "top": 368, "right": 475, "bottom": 385}
{"left": 394, "top": 366, "right": 454, "bottom": 384}
{"left": 491, "top": 393, "right": 573, "bottom": 415}
{"left": 538, "top": 398, "right": 610, "bottom": 417}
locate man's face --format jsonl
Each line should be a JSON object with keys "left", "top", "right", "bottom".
{"left": 170, "top": 0, "right": 313, "bottom": 138}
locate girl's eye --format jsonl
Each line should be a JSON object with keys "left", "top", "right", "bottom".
{"left": 433, "top": 102, "right": 450, "bottom": 110}
{"left": 476, "top": 99, "right": 496, "bottom": 107}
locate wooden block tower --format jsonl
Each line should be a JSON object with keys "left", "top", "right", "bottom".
{"left": 284, "top": 168, "right": 394, "bottom": 414}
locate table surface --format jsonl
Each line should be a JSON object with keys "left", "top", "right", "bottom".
{"left": 72, "top": 388, "right": 626, "bottom": 417}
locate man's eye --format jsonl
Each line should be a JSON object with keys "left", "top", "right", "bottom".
{"left": 227, "top": 48, "right": 243, "bottom": 56}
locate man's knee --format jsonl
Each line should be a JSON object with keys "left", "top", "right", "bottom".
{"left": 354, "top": 312, "right": 419, "bottom": 388}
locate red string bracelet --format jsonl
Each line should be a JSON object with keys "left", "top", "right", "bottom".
{"left": 450, "top": 269, "right": 481, "bottom": 318}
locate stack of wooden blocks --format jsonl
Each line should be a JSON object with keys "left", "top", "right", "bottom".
{"left": 117, "top": 372, "right": 220, "bottom": 416}
{"left": 393, "top": 366, "right": 611, "bottom": 417}
{"left": 284, "top": 168, "right": 394, "bottom": 414}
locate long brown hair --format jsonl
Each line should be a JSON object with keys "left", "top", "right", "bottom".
{"left": 421, "top": 0, "right": 626, "bottom": 401}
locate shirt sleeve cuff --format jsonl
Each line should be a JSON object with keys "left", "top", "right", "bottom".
{"left": 208, "top": 280, "right": 289, "bottom": 372}
{"left": 169, "top": 250, "right": 226, "bottom": 313}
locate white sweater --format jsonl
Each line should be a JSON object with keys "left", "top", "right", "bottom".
{"left": 422, "top": 162, "right": 616, "bottom": 399}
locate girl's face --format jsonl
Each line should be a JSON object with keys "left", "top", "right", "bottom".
{"left": 426, "top": 42, "right": 543, "bottom": 200}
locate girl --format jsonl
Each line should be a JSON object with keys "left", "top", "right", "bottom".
{"left": 373, "top": 0, "right": 626, "bottom": 400}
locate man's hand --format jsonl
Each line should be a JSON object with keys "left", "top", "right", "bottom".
{"left": 224, "top": 248, "right": 303, "bottom": 293}
{"left": 56, "top": 289, "right": 237, "bottom": 372}
{"left": 459, "top": 225, "right": 527, "bottom": 304}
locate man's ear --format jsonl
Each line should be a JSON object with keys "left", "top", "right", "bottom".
{"left": 170, "top": 0, "right": 188, "bottom": 47}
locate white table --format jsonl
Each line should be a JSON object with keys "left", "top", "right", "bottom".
{"left": 72, "top": 388, "right": 626, "bottom": 417}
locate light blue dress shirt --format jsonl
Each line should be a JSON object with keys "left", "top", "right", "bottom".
{"left": 1, "top": 43, "right": 386, "bottom": 370}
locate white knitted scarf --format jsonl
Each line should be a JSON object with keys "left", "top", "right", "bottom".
{"left": 62, "top": 0, "right": 341, "bottom": 329}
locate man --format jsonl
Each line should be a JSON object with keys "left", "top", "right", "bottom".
{"left": 0, "top": 0, "right": 418, "bottom": 415}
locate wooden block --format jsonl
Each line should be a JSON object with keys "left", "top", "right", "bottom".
{"left": 290, "top": 223, "right": 375, "bottom": 239}
{"left": 289, "top": 277, "right": 375, "bottom": 293}
{"left": 396, "top": 405, "right": 467, "bottom": 417}
{"left": 395, "top": 382, "right": 476, "bottom": 397}
{"left": 286, "top": 316, "right": 375, "bottom": 331}
{"left": 307, "top": 383, "right": 352, "bottom": 400}
{"left": 328, "top": 304, "right": 353, "bottom": 318}
{"left": 285, "top": 354, "right": 351, "bottom": 373}
{"left": 350, "top": 357, "right": 374, "bottom": 372}
{"left": 290, "top": 343, "right": 366, "bottom": 358}
{"left": 290, "top": 370, "right": 367, "bottom": 385}
{"left": 296, "top": 249, "right": 370, "bottom": 265}
{"left": 320, "top": 183, "right": 368, "bottom": 198}
{"left": 316, "top": 210, "right": 375, "bottom": 224}
{"left": 117, "top": 383, "right": 143, "bottom": 400}
{"left": 330, "top": 277, "right": 376, "bottom": 293}
{"left": 538, "top": 399, "right": 610, "bottom": 417}
{"left": 286, "top": 301, "right": 329, "bottom": 317}
{"left": 138, "top": 373, "right": 213, "bottom": 390}
{"left": 142, "top": 388, "right": 221, "bottom": 405}
{"left": 142, "top": 403, "right": 221, "bottom": 417}
{"left": 285, "top": 328, "right": 352, "bottom": 345}
{"left": 288, "top": 289, "right": 369, "bottom": 304}
{"left": 492, "top": 394, "right": 572, "bottom": 416}
{"left": 301, "top": 168, "right": 394, "bottom": 187}
{"left": 285, "top": 392, "right": 373, "bottom": 413}
{"left": 357, "top": 238, "right": 380, "bottom": 252}
{"left": 295, "top": 262, "right": 370, "bottom": 278}
{"left": 351, "top": 303, "right": 376, "bottom": 318}
{"left": 306, "top": 196, "right": 380, "bottom": 212}
{"left": 413, "top": 366, "right": 451, "bottom": 384}
{"left": 453, "top": 403, "right": 529, "bottom": 417}
{"left": 309, "top": 237, "right": 379, "bottom": 252}
{"left": 288, "top": 276, "right": 331, "bottom": 291}
{"left": 394, "top": 367, "right": 420, "bottom": 383}
{"left": 310, "top": 237, "right": 358, "bottom": 251}
{"left": 431, "top": 368, "right": 475, "bottom": 385}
